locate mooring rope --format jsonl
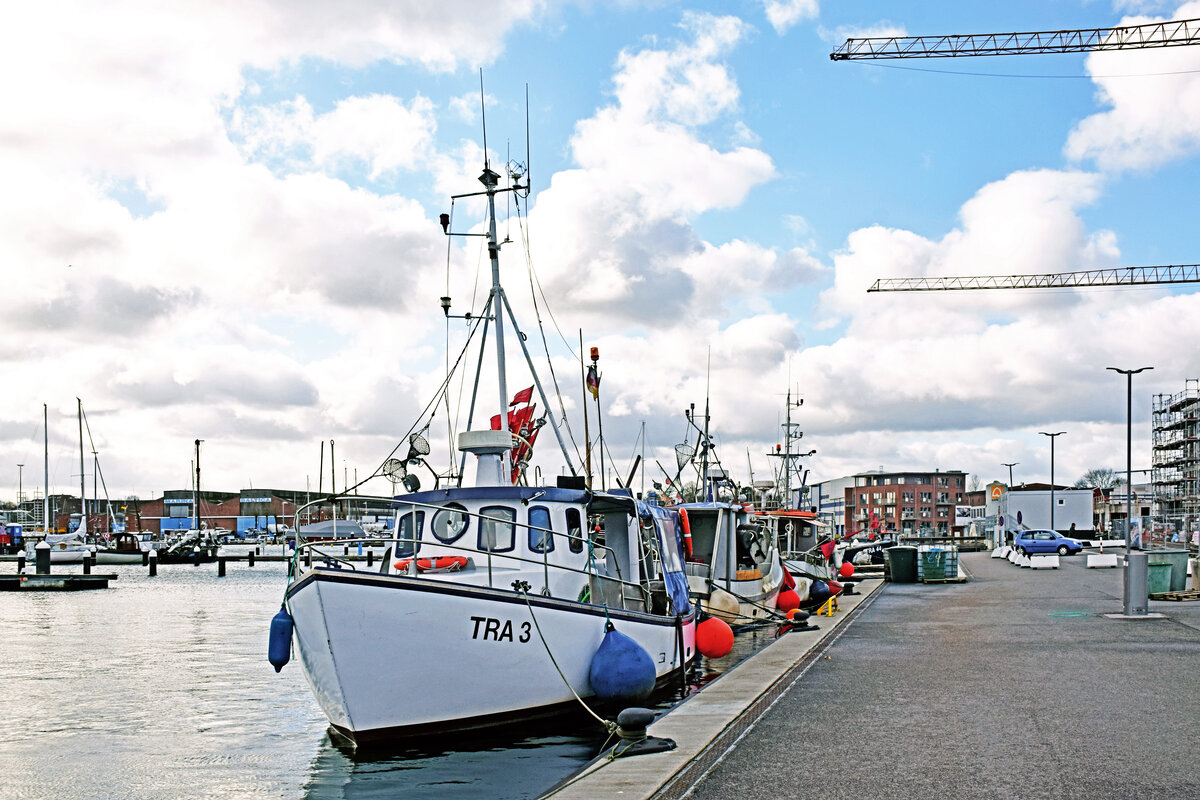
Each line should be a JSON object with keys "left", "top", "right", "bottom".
{"left": 518, "top": 589, "right": 617, "bottom": 735}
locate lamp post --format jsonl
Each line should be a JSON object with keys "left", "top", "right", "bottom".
{"left": 1002, "top": 462, "right": 1018, "bottom": 487}
{"left": 1107, "top": 367, "right": 1152, "bottom": 546}
{"left": 1108, "top": 366, "right": 1152, "bottom": 617}
{"left": 1038, "top": 432, "right": 1065, "bottom": 530}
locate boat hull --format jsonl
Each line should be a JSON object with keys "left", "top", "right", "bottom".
{"left": 287, "top": 568, "right": 694, "bottom": 742}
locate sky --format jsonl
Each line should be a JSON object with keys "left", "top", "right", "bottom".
{"left": 3, "top": 0, "right": 1200, "bottom": 506}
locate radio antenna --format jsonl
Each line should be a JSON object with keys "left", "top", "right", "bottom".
{"left": 524, "top": 83, "right": 531, "bottom": 193}
{"left": 479, "top": 69, "right": 489, "bottom": 171}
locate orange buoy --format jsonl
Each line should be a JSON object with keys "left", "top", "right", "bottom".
{"left": 696, "top": 616, "right": 734, "bottom": 658}
{"left": 838, "top": 562, "right": 855, "bottom": 579}
{"left": 776, "top": 588, "right": 801, "bottom": 613}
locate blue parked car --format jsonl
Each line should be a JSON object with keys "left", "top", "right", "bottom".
{"left": 1014, "top": 530, "right": 1084, "bottom": 556}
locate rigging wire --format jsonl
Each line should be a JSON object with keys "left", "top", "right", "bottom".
{"left": 512, "top": 191, "right": 585, "bottom": 466}
{"left": 339, "top": 311, "right": 488, "bottom": 498}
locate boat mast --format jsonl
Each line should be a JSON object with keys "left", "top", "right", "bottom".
{"left": 482, "top": 163, "right": 513, "bottom": 478}
{"left": 782, "top": 386, "right": 791, "bottom": 508}
{"left": 194, "top": 438, "right": 201, "bottom": 530}
{"left": 77, "top": 398, "right": 86, "bottom": 535}
{"left": 43, "top": 404, "right": 49, "bottom": 533}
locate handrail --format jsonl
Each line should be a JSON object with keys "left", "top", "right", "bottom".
{"left": 288, "top": 493, "right": 643, "bottom": 600}
{"left": 290, "top": 535, "right": 653, "bottom": 606}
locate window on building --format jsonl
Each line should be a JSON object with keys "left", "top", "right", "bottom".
{"left": 937, "top": 492, "right": 950, "bottom": 503}
{"left": 872, "top": 492, "right": 882, "bottom": 504}
{"left": 956, "top": 477, "right": 964, "bottom": 488}
{"left": 956, "top": 493, "right": 963, "bottom": 503}
{"left": 920, "top": 508, "right": 932, "bottom": 519}
{"left": 902, "top": 492, "right": 914, "bottom": 503}
{"left": 938, "top": 477, "right": 949, "bottom": 488}
{"left": 920, "top": 492, "right": 932, "bottom": 503}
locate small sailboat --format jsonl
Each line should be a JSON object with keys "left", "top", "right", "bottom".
{"left": 276, "top": 123, "right": 696, "bottom": 745}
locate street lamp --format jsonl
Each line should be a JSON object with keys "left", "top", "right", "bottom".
{"left": 1107, "top": 367, "right": 1152, "bottom": 546}
{"left": 1038, "top": 432, "right": 1066, "bottom": 530}
{"left": 1002, "top": 462, "right": 1018, "bottom": 487}
{"left": 1108, "top": 366, "right": 1152, "bottom": 617}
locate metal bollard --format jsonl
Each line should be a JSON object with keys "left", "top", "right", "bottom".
{"left": 83, "top": 554, "right": 93, "bottom": 575}
{"left": 1124, "top": 550, "right": 1149, "bottom": 616}
{"left": 193, "top": 546, "right": 201, "bottom": 566}
{"left": 367, "top": 550, "right": 373, "bottom": 568}
{"left": 148, "top": 549, "right": 158, "bottom": 577}
{"left": 17, "top": 553, "right": 25, "bottom": 573}
{"left": 344, "top": 545, "right": 350, "bottom": 556}
{"left": 218, "top": 557, "right": 226, "bottom": 577}
{"left": 142, "top": 549, "right": 149, "bottom": 566}
{"left": 248, "top": 550, "right": 255, "bottom": 567}
{"left": 305, "top": 548, "right": 312, "bottom": 568}
{"left": 35, "top": 542, "right": 51, "bottom": 575}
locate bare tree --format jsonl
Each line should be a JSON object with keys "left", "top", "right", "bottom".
{"left": 1073, "top": 468, "right": 1118, "bottom": 490}
{"left": 968, "top": 474, "right": 982, "bottom": 492}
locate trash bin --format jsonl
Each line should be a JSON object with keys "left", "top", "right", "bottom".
{"left": 919, "top": 547, "right": 946, "bottom": 581}
{"left": 1146, "top": 562, "right": 1173, "bottom": 596}
{"left": 1147, "top": 549, "right": 1189, "bottom": 592}
{"left": 885, "top": 545, "right": 918, "bottom": 583}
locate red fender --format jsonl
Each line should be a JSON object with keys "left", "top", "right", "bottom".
{"left": 679, "top": 508, "right": 693, "bottom": 560}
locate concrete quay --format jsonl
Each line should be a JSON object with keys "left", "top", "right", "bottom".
{"left": 550, "top": 551, "right": 1200, "bottom": 799}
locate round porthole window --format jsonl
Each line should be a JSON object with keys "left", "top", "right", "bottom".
{"left": 432, "top": 503, "right": 469, "bottom": 544}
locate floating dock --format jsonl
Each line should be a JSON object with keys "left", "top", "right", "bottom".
{"left": 0, "top": 573, "right": 119, "bottom": 591}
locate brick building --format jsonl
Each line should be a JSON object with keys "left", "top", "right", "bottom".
{"left": 844, "top": 469, "right": 968, "bottom": 537}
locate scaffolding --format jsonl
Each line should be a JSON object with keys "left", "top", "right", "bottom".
{"left": 1151, "top": 379, "right": 1200, "bottom": 538}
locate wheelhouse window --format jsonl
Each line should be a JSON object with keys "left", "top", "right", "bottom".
{"left": 431, "top": 503, "right": 468, "bottom": 545}
{"left": 396, "top": 510, "right": 424, "bottom": 557}
{"left": 566, "top": 508, "right": 584, "bottom": 553}
{"left": 529, "top": 506, "right": 554, "bottom": 553}
{"left": 479, "top": 506, "right": 516, "bottom": 552}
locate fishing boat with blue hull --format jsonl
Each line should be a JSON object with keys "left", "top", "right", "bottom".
{"left": 275, "top": 118, "right": 696, "bottom": 745}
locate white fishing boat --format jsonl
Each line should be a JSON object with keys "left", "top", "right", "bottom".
{"left": 679, "top": 500, "right": 785, "bottom": 626}
{"left": 274, "top": 134, "right": 697, "bottom": 745}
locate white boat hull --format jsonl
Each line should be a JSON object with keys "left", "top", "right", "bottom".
{"left": 287, "top": 568, "right": 695, "bottom": 742}
{"left": 94, "top": 551, "right": 144, "bottom": 564}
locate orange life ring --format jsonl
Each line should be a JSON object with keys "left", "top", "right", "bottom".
{"left": 678, "top": 508, "right": 693, "bottom": 559}
{"left": 394, "top": 555, "right": 469, "bottom": 573}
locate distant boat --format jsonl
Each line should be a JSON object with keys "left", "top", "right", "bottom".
{"left": 27, "top": 532, "right": 91, "bottom": 563}
{"left": 94, "top": 532, "right": 149, "bottom": 564}
{"left": 295, "top": 519, "right": 367, "bottom": 540}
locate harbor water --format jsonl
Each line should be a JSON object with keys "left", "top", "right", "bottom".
{"left": 0, "top": 550, "right": 775, "bottom": 799}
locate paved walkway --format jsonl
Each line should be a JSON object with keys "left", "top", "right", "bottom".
{"left": 687, "top": 551, "right": 1200, "bottom": 800}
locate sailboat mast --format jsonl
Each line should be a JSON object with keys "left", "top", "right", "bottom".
{"left": 77, "top": 398, "right": 86, "bottom": 534}
{"left": 43, "top": 404, "right": 49, "bottom": 533}
{"left": 194, "top": 439, "right": 201, "bottom": 530}
{"left": 482, "top": 165, "right": 513, "bottom": 477}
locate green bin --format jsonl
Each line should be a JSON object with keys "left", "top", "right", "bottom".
{"left": 1147, "top": 549, "right": 1189, "bottom": 592}
{"left": 1146, "top": 562, "right": 1173, "bottom": 596}
{"left": 885, "top": 545, "right": 918, "bottom": 583}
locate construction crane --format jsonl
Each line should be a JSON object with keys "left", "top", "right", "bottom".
{"left": 831, "top": 17, "right": 1200, "bottom": 60}
{"left": 868, "top": 265, "right": 1200, "bottom": 292}
{"left": 830, "top": 17, "right": 1200, "bottom": 292}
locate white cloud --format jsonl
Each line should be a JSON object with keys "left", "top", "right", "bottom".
{"left": 1065, "top": 2, "right": 1200, "bottom": 171}
{"left": 234, "top": 94, "right": 438, "bottom": 179}
{"left": 763, "top": 0, "right": 820, "bottom": 35}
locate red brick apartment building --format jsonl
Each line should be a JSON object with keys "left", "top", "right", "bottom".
{"left": 844, "top": 469, "right": 968, "bottom": 537}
